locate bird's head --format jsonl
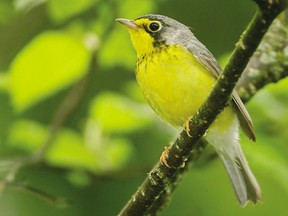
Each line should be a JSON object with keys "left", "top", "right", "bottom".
{"left": 116, "top": 14, "right": 191, "bottom": 57}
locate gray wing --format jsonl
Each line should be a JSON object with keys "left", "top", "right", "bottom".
{"left": 186, "top": 36, "right": 256, "bottom": 141}
{"left": 231, "top": 90, "right": 256, "bottom": 141}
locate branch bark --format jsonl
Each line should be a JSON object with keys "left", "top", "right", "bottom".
{"left": 237, "top": 11, "right": 288, "bottom": 102}
{"left": 118, "top": 1, "right": 287, "bottom": 215}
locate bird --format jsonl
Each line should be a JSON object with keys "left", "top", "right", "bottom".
{"left": 116, "top": 14, "right": 261, "bottom": 206}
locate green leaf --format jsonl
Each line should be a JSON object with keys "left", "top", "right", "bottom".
{"left": 8, "top": 120, "right": 47, "bottom": 153}
{"left": 47, "top": 129, "right": 133, "bottom": 172}
{"left": 8, "top": 119, "right": 130, "bottom": 173}
{"left": 102, "top": 137, "right": 133, "bottom": 170}
{"left": 47, "top": 0, "right": 99, "bottom": 23}
{"left": 89, "top": 92, "right": 153, "bottom": 133}
{"left": 46, "top": 129, "right": 100, "bottom": 172}
{"left": 9, "top": 31, "right": 91, "bottom": 112}
{"left": 83, "top": 119, "right": 134, "bottom": 172}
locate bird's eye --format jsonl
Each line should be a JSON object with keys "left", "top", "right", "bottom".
{"left": 148, "top": 22, "right": 161, "bottom": 32}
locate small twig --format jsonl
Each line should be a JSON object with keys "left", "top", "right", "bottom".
{"left": 8, "top": 181, "right": 71, "bottom": 208}
{"left": 118, "top": 1, "right": 287, "bottom": 215}
{"left": 37, "top": 58, "right": 95, "bottom": 159}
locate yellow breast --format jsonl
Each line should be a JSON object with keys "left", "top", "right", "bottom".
{"left": 136, "top": 45, "right": 217, "bottom": 126}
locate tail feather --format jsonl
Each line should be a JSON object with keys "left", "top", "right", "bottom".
{"left": 218, "top": 152, "right": 248, "bottom": 206}
{"left": 218, "top": 149, "right": 262, "bottom": 207}
{"left": 206, "top": 110, "right": 261, "bottom": 206}
{"left": 235, "top": 144, "right": 262, "bottom": 204}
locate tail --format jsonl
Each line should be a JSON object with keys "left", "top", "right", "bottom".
{"left": 218, "top": 146, "right": 262, "bottom": 206}
{"left": 206, "top": 109, "right": 261, "bottom": 206}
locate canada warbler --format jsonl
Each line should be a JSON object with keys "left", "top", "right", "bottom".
{"left": 116, "top": 14, "right": 261, "bottom": 206}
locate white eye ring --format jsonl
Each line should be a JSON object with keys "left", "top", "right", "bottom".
{"left": 148, "top": 21, "right": 162, "bottom": 32}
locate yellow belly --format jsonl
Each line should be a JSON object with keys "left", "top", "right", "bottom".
{"left": 136, "top": 45, "right": 234, "bottom": 130}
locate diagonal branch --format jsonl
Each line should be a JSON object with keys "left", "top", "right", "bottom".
{"left": 118, "top": 1, "right": 287, "bottom": 215}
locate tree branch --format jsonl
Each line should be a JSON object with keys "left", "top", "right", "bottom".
{"left": 118, "top": 1, "right": 287, "bottom": 215}
{"left": 237, "top": 11, "right": 288, "bottom": 102}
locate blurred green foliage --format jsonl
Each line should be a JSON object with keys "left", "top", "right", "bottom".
{"left": 10, "top": 31, "right": 91, "bottom": 111}
{"left": 0, "top": 0, "right": 287, "bottom": 216}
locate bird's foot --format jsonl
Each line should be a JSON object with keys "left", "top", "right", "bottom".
{"left": 160, "top": 146, "right": 171, "bottom": 168}
{"left": 183, "top": 116, "right": 192, "bottom": 137}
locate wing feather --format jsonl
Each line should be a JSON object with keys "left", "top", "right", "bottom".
{"left": 186, "top": 37, "right": 256, "bottom": 141}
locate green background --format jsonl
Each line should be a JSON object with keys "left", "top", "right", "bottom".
{"left": 0, "top": 0, "right": 287, "bottom": 215}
